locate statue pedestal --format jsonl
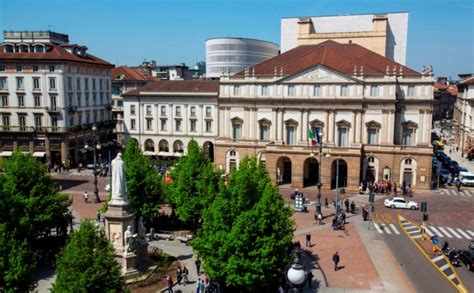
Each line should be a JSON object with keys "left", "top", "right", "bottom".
{"left": 105, "top": 202, "right": 150, "bottom": 277}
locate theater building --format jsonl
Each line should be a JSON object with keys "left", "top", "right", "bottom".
{"left": 215, "top": 41, "right": 434, "bottom": 190}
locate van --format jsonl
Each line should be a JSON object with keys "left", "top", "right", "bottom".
{"left": 459, "top": 171, "right": 474, "bottom": 186}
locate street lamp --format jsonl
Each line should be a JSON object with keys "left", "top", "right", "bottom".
{"left": 85, "top": 124, "right": 101, "bottom": 203}
{"left": 286, "top": 250, "right": 307, "bottom": 292}
{"left": 311, "top": 143, "right": 330, "bottom": 214}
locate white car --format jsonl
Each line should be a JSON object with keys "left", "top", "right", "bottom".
{"left": 384, "top": 197, "right": 418, "bottom": 210}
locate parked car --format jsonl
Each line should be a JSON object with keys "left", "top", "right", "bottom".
{"left": 384, "top": 197, "right": 418, "bottom": 210}
{"left": 459, "top": 171, "right": 474, "bottom": 186}
{"left": 459, "top": 249, "right": 474, "bottom": 271}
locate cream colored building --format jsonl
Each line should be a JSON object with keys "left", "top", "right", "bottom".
{"left": 281, "top": 12, "right": 409, "bottom": 65}
{"left": 454, "top": 75, "right": 474, "bottom": 157}
{"left": 122, "top": 80, "right": 219, "bottom": 161}
{"left": 215, "top": 41, "right": 434, "bottom": 190}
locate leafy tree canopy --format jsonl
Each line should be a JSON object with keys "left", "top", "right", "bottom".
{"left": 192, "top": 156, "right": 294, "bottom": 291}
{"left": 167, "top": 140, "right": 220, "bottom": 223}
{"left": 52, "top": 220, "right": 124, "bottom": 293}
{"left": 123, "top": 139, "right": 165, "bottom": 220}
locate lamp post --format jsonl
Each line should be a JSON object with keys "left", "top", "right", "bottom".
{"left": 335, "top": 156, "right": 341, "bottom": 214}
{"left": 286, "top": 249, "right": 307, "bottom": 292}
{"left": 85, "top": 124, "right": 101, "bottom": 203}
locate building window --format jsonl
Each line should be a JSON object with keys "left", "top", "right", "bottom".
{"left": 85, "top": 93, "right": 89, "bottom": 106}
{"left": 1, "top": 95, "right": 8, "bottom": 107}
{"left": 34, "top": 138, "right": 45, "bottom": 148}
{"left": 100, "top": 79, "right": 103, "bottom": 91}
{"left": 313, "top": 85, "right": 321, "bottom": 96}
{"left": 0, "top": 64, "right": 5, "bottom": 72}
{"left": 33, "top": 65, "right": 39, "bottom": 72}
{"left": 34, "top": 96, "right": 41, "bottom": 107}
{"left": 407, "top": 85, "right": 415, "bottom": 96}
{"left": 234, "top": 85, "right": 240, "bottom": 96}
{"left": 146, "top": 105, "right": 152, "bottom": 116}
{"left": 16, "top": 65, "right": 22, "bottom": 72}
{"left": 260, "top": 125, "right": 269, "bottom": 140}
{"left": 160, "top": 105, "right": 166, "bottom": 116}
{"left": 232, "top": 118, "right": 243, "bottom": 140}
{"left": 338, "top": 127, "right": 348, "bottom": 146}
{"left": 190, "top": 120, "right": 196, "bottom": 132}
{"left": 33, "top": 77, "right": 40, "bottom": 90}
{"left": 340, "top": 85, "right": 348, "bottom": 96}
{"left": 405, "top": 158, "right": 412, "bottom": 165}
{"left": 370, "top": 85, "right": 379, "bottom": 96}
{"left": 18, "top": 138, "right": 29, "bottom": 149}
{"left": 404, "top": 128, "right": 414, "bottom": 146}
{"left": 85, "top": 78, "right": 89, "bottom": 90}
{"left": 206, "top": 106, "right": 212, "bottom": 117}
{"left": 76, "top": 78, "right": 81, "bottom": 90}
{"left": 51, "top": 116, "right": 58, "bottom": 131}
{"left": 86, "top": 112, "right": 90, "bottom": 124}
{"left": 175, "top": 106, "right": 181, "bottom": 116}
{"left": 49, "top": 77, "right": 56, "bottom": 90}
{"left": 310, "top": 120, "right": 324, "bottom": 142}
{"left": 2, "top": 115, "right": 10, "bottom": 130}
{"left": 93, "top": 110, "right": 97, "bottom": 123}
{"left": 130, "top": 119, "right": 136, "bottom": 130}
{"left": 93, "top": 94, "right": 97, "bottom": 105}
{"left": 16, "top": 77, "right": 24, "bottom": 90}
{"left": 206, "top": 120, "right": 212, "bottom": 132}
{"left": 261, "top": 85, "right": 269, "bottom": 96}
{"left": 34, "top": 115, "right": 42, "bottom": 129}
{"left": 367, "top": 128, "right": 377, "bottom": 144}
{"left": 402, "top": 121, "right": 417, "bottom": 146}
{"left": 69, "top": 116, "right": 74, "bottom": 126}
{"left": 19, "top": 115, "right": 26, "bottom": 131}
{"left": 190, "top": 106, "right": 196, "bottom": 117}
{"left": 48, "top": 65, "right": 55, "bottom": 72}
{"left": 78, "top": 112, "right": 83, "bottom": 125}
{"left": 287, "top": 85, "right": 295, "bottom": 96}
{"left": 18, "top": 95, "right": 24, "bottom": 107}
{"left": 0, "top": 77, "right": 7, "bottom": 89}
{"left": 175, "top": 120, "right": 182, "bottom": 131}
{"left": 160, "top": 119, "right": 167, "bottom": 131}
{"left": 146, "top": 118, "right": 153, "bottom": 131}
{"left": 130, "top": 105, "right": 136, "bottom": 116}
{"left": 92, "top": 79, "right": 96, "bottom": 91}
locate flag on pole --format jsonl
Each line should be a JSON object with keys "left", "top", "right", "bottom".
{"left": 308, "top": 127, "right": 315, "bottom": 141}
{"left": 315, "top": 128, "right": 321, "bottom": 144}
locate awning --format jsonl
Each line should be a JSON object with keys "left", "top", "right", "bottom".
{"left": 144, "top": 151, "right": 156, "bottom": 156}
{"left": 79, "top": 148, "right": 87, "bottom": 154}
{"left": 0, "top": 151, "right": 13, "bottom": 157}
{"left": 33, "top": 151, "right": 45, "bottom": 157}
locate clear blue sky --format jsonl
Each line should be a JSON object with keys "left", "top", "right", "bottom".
{"left": 1, "top": 0, "right": 473, "bottom": 78}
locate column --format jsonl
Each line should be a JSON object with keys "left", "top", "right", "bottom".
{"left": 250, "top": 107, "right": 256, "bottom": 139}
{"left": 169, "top": 104, "right": 173, "bottom": 135}
{"left": 387, "top": 110, "right": 394, "bottom": 144}
{"left": 355, "top": 110, "right": 362, "bottom": 143}
{"left": 297, "top": 109, "right": 303, "bottom": 143}
{"left": 324, "top": 110, "right": 329, "bottom": 142}
{"left": 352, "top": 110, "right": 357, "bottom": 143}
{"left": 302, "top": 109, "right": 309, "bottom": 144}
{"left": 276, "top": 109, "right": 282, "bottom": 141}
{"left": 271, "top": 108, "right": 277, "bottom": 140}
{"left": 418, "top": 109, "right": 425, "bottom": 145}
{"left": 183, "top": 104, "right": 188, "bottom": 135}
{"left": 244, "top": 107, "right": 250, "bottom": 139}
{"left": 382, "top": 110, "right": 389, "bottom": 143}
{"left": 218, "top": 106, "right": 224, "bottom": 138}
{"left": 328, "top": 110, "right": 335, "bottom": 143}
{"left": 423, "top": 110, "right": 430, "bottom": 144}
{"left": 225, "top": 107, "right": 230, "bottom": 138}
{"left": 280, "top": 109, "right": 285, "bottom": 142}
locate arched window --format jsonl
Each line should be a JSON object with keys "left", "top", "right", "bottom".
{"left": 231, "top": 117, "right": 243, "bottom": 140}
{"left": 365, "top": 120, "right": 381, "bottom": 145}
{"left": 258, "top": 118, "right": 271, "bottom": 140}
{"left": 144, "top": 139, "right": 155, "bottom": 152}
{"left": 158, "top": 139, "right": 169, "bottom": 152}
{"left": 173, "top": 140, "right": 184, "bottom": 153}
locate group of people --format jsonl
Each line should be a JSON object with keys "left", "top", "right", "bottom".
{"left": 360, "top": 180, "right": 413, "bottom": 197}
{"left": 48, "top": 161, "right": 69, "bottom": 173}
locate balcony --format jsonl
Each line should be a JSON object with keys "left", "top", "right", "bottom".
{"left": 67, "top": 106, "right": 78, "bottom": 113}
{"left": 46, "top": 106, "right": 61, "bottom": 113}
{"left": 0, "top": 87, "right": 9, "bottom": 93}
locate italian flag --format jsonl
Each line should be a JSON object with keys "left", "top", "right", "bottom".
{"left": 308, "top": 128, "right": 316, "bottom": 145}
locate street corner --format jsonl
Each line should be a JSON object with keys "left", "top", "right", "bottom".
{"left": 294, "top": 221, "right": 381, "bottom": 290}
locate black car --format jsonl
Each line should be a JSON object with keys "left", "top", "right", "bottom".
{"left": 459, "top": 249, "right": 474, "bottom": 271}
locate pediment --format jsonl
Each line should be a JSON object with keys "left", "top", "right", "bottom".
{"left": 284, "top": 65, "right": 357, "bottom": 83}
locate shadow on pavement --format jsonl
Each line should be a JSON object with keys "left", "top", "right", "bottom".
{"left": 54, "top": 178, "right": 90, "bottom": 190}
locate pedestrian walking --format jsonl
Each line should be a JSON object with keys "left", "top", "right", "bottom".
{"left": 344, "top": 199, "right": 349, "bottom": 212}
{"left": 350, "top": 201, "right": 356, "bottom": 214}
{"left": 166, "top": 274, "right": 173, "bottom": 293}
{"left": 341, "top": 211, "right": 346, "bottom": 224}
{"left": 317, "top": 213, "right": 323, "bottom": 225}
{"left": 305, "top": 233, "right": 311, "bottom": 247}
{"left": 83, "top": 191, "right": 89, "bottom": 203}
{"left": 176, "top": 267, "right": 182, "bottom": 285}
{"left": 307, "top": 270, "right": 313, "bottom": 288}
{"left": 456, "top": 179, "right": 462, "bottom": 192}
{"left": 96, "top": 210, "right": 101, "bottom": 222}
{"left": 332, "top": 251, "right": 340, "bottom": 271}
{"left": 182, "top": 266, "right": 189, "bottom": 285}
{"left": 195, "top": 258, "right": 201, "bottom": 276}
{"left": 324, "top": 197, "right": 329, "bottom": 208}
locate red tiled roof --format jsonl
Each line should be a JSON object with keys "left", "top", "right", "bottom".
{"left": 433, "top": 82, "right": 458, "bottom": 96}
{"left": 112, "top": 66, "right": 150, "bottom": 81}
{"left": 123, "top": 80, "right": 219, "bottom": 96}
{"left": 0, "top": 43, "right": 113, "bottom": 66}
{"left": 235, "top": 40, "right": 420, "bottom": 77}
{"left": 460, "top": 76, "right": 474, "bottom": 85}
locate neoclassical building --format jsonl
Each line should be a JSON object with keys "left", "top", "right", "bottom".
{"left": 454, "top": 75, "right": 474, "bottom": 157}
{"left": 122, "top": 80, "right": 219, "bottom": 161}
{"left": 215, "top": 41, "right": 434, "bottom": 190}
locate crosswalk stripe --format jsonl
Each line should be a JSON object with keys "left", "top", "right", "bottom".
{"left": 448, "top": 274, "right": 456, "bottom": 280}
{"left": 432, "top": 255, "right": 444, "bottom": 263}
{"left": 405, "top": 225, "right": 418, "bottom": 230}
{"left": 389, "top": 224, "right": 400, "bottom": 235}
{"left": 459, "top": 191, "right": 466, "bottom": 196}
{"left": 373, "top": 223, "right": 383, "bottom": 233}
{"left": 447, "top": 227, "right": 462, "bottom": 239}
{"left": 438, "top": 227, "right": 453, "bottom": 238}
{"left": 430, "top": 226, "right": 443, "bottom": 237}
{"left": 380, "top": 224, "right": 392, "bottom": 234}
{"left": 408, "top": 229, "right": 421, "bottom": 234}
{"left": 451, "top": 190, "right": 458, "bottom": 196}
{"left": 439, "top": 263, "right": 450, "bottom": 271}
{"left": 424, "top": 226, "right": 435, "bottom": 237}
{"left": 467, "top": 230, "right": 474, "bottom": 237}
{"left": 456, "top": 229, "right": 472, "bottom": 239}
{"left": 412, "top": 235, "right": 422, "bottom": 239}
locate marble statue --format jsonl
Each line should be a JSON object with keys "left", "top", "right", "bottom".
{"left": 124, "top": 225, "right": 137, "bottom": 253}
{"left": 137, "top": 216, "right": 146, "bottom": 240}
{"left": 110, "top": 153, "right": 129, "bottom": 206}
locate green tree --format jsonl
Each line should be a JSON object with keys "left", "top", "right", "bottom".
{"left": 123, "top": 139, "right": 165, "bottom": 219}
{"left": 52, "top": 220, "right": 124, "bottom": 293}
{"left": 167, "top": 140, "right": 220, "bottom": 223}
{"left": 192, "top": 157, "right": 294, "bottom": 291}
{"left": 0, "top": 224, "right": 36, "bottom": 293}
{"left": 0, "top": 151, "right": 71, "bottom": 243}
